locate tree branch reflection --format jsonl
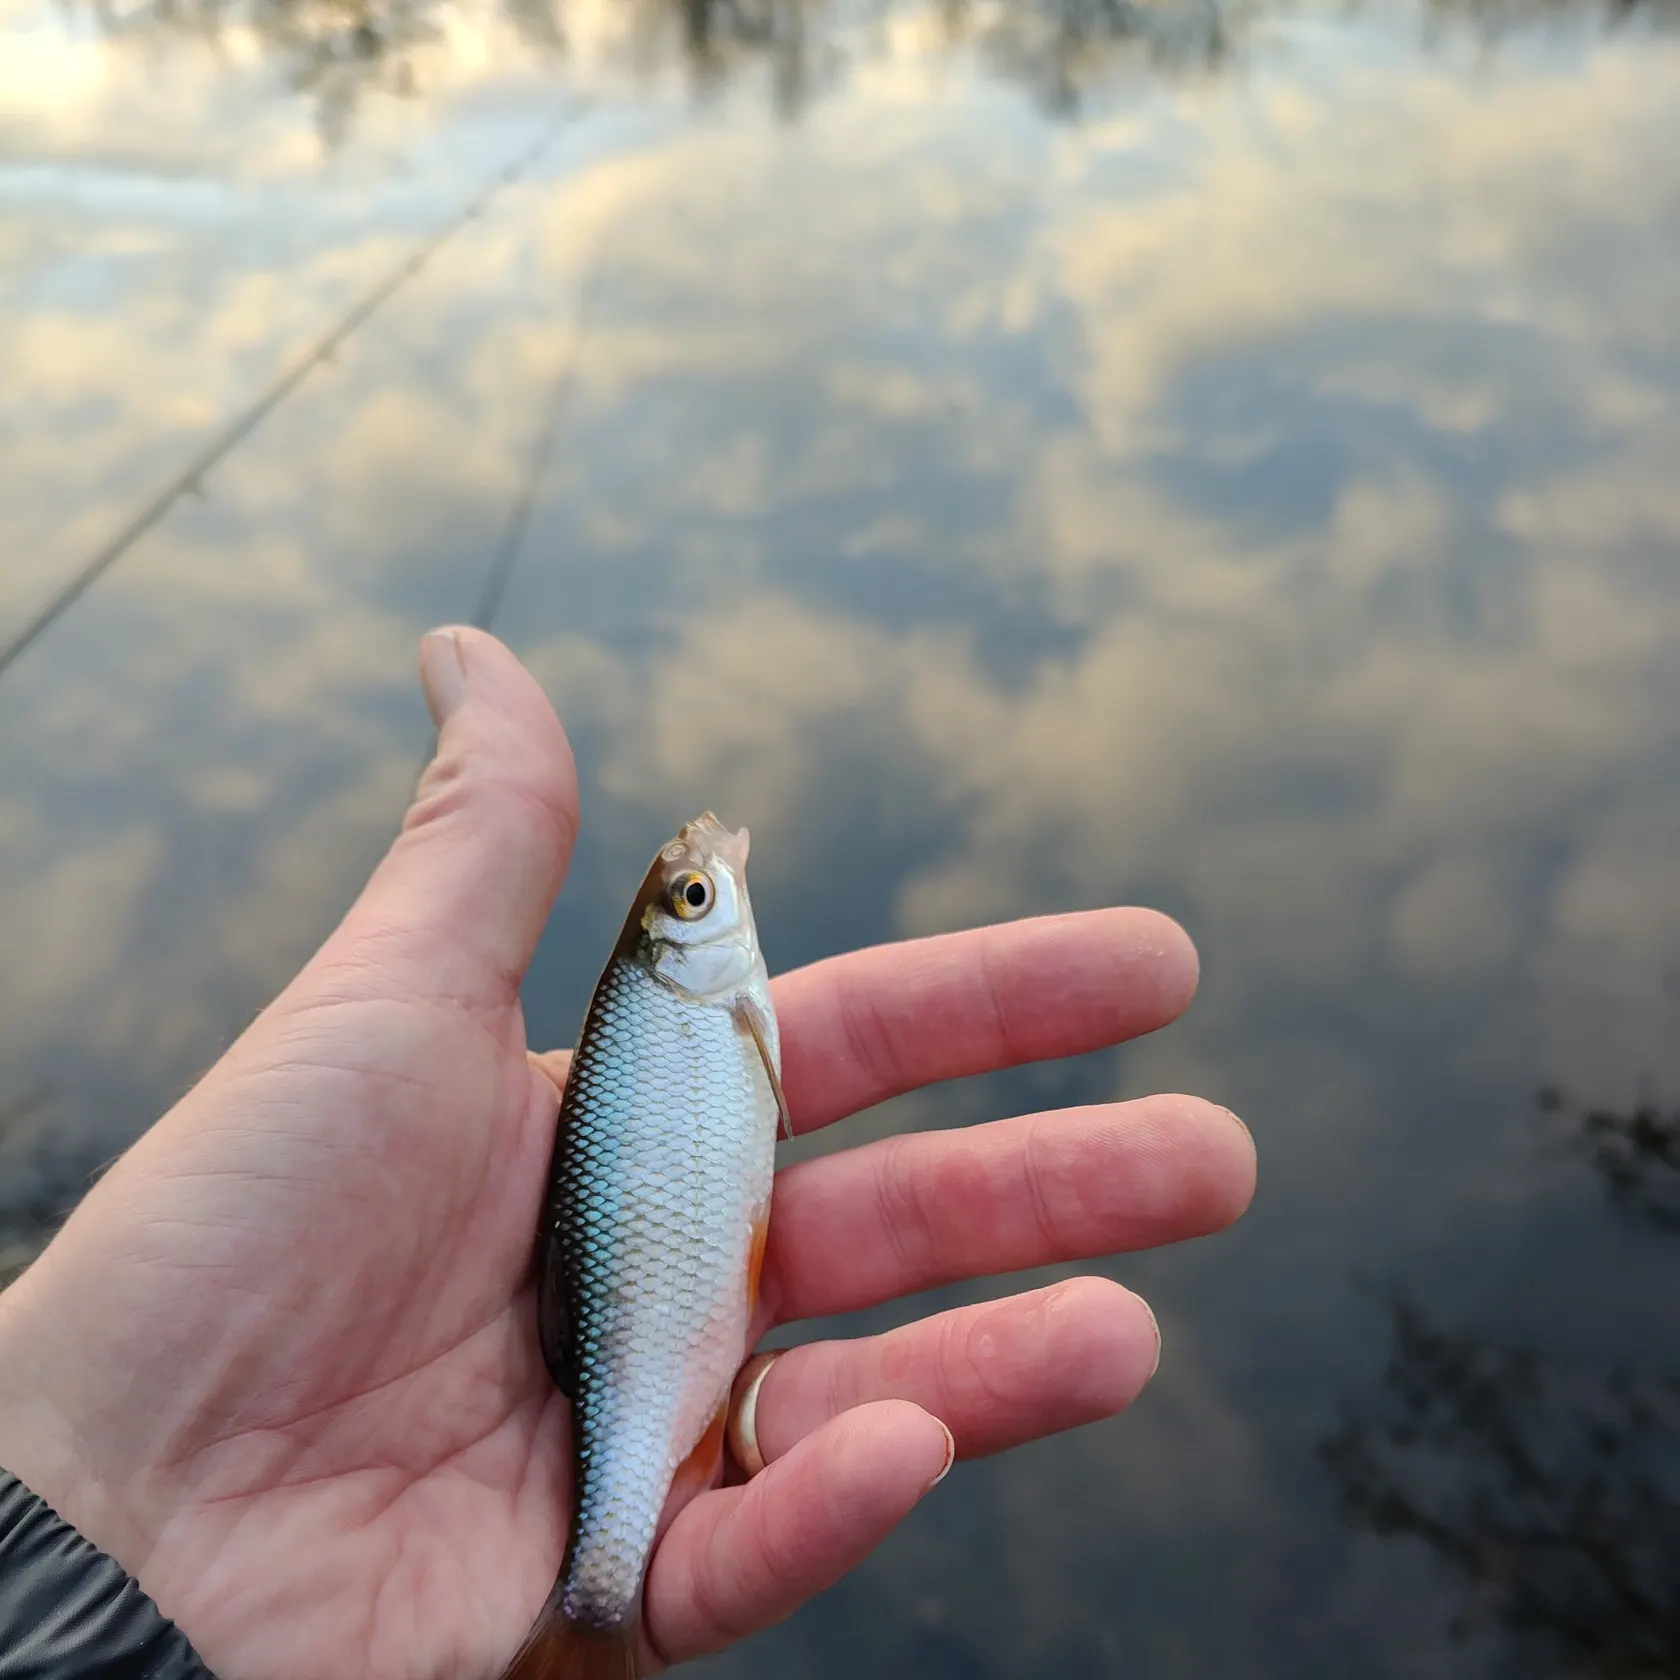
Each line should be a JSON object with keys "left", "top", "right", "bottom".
{"left": 64, "top": 0, "right": 1239, "bottom": 141}
{"left": 1322, "top": 1093, "right": 1680, "bottom": 1677}
{"left": 60, "top": 0, "right": 1680, "bottom": 145}
{"left": 1419, "top": 0, "right": 1677, "bottom": 52}
{"left": 1541, "top": 1087, "right": 1680, "bottom": 1237}
{"left": 67, "top": 0, "right": 1680, "bottom": 145}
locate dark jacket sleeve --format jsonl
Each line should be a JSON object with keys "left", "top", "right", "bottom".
{"left": 0, "top": 1470, "right": 216, "bottom": 1680}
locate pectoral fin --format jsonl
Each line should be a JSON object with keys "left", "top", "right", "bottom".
{"left": 732, "top": 997, "right": 794, "bottom": 1143}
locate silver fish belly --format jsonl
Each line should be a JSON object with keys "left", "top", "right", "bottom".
{"left": 499, "top": 812, "right": 785, "bottom": 1680}
{"left": 559, "top": 954, "right": 777, "bottom": 1625}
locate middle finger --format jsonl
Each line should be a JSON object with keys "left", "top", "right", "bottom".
{"left": 759, "top": 1093, "right": 1254, "bottom": 1326}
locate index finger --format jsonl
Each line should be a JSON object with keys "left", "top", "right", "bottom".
{"left": 773, "top": 908, "right": 1199, "bottom": 1135}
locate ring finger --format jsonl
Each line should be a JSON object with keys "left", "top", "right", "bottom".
{"left": 733, "top": 1274, "right": 1160, "bottom": 1474}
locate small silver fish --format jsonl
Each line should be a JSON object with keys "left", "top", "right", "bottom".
{"left": 500, "top": 813, "right": 789, "bottom": 1680}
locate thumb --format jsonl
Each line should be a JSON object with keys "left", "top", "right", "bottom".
{"left": 305, "top": 626, "right": 579, "bottom": 1010}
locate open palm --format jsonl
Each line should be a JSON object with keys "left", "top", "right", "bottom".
{"left": 0, "top": 630, "right": 1254, "bottom": 1680}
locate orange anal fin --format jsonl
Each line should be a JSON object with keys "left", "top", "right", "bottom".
{"left": 497, "top": 1591, "right": 639, "bottom": 1680}
{"left": 669, "top": 1400, "right": 729, "bottom": 1511}
{"left": 746, "top": 1205, "right": 771, "bottom": 1319}
{"left": 652, "top": 1399, "right": 729, "bottom": 1552}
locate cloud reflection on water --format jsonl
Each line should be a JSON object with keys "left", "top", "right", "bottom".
{"left": 2, "top": 0, "right": 1679, "bottom": 1671}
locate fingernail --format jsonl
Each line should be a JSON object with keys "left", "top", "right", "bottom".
{"left": 926, "top": 1419, "right": 956, "bottom": 1491}
{"left": 1218, "top": 1104, "right": 1253, "bottom": 1145}
{"left": 1142, "top": 1297, "right": 1163, "bottom": 1381}
{"left": 419, "top": 628, "right": 467, "bottom": 726}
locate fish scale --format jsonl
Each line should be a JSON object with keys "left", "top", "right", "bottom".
{"left": 556, "top": 945, "right": 777, "bottom": 1630}
{"left": 500, "top": 814, "right": 781, "bottom": 1680}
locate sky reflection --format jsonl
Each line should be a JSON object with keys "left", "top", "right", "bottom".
{"left": 3, "top": 0, "right": 1679, "bottom": 1671}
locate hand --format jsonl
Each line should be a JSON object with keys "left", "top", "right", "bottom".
{"left": 0, "top": 629, "right": 1254, "bottom": 1680}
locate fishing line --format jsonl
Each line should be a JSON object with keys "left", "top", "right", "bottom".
{"left": 406, "top": 234, "right": 607, "bottom": 797}
{"left": 470, "top": 237, "right": 608, "bottom": 633}
{"left": 0, "top": 103, "right": 584, "bottom": 686}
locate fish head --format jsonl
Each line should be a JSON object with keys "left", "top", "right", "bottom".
{"left": 638, "top": 812, "right": 763, "bottom": 1000}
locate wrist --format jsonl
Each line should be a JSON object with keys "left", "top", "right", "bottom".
{"left": 0, "top": 1257, "right": 160, "bottom": 1585}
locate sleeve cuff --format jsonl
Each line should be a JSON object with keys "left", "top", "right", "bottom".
{"left": 0, "top": 1468, "right": 217, "bottom": 1680}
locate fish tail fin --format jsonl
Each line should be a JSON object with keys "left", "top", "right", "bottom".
{"left": 497, "top": 1587, "right": 640, "bottom": 1680}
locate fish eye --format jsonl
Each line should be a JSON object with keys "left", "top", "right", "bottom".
{"left": 668, "top": 870, "right": 715, "bottom": 920}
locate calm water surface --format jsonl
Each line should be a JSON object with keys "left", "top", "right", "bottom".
{"left": 3, "top": 0, "right": 1679, "bottom": 1671}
